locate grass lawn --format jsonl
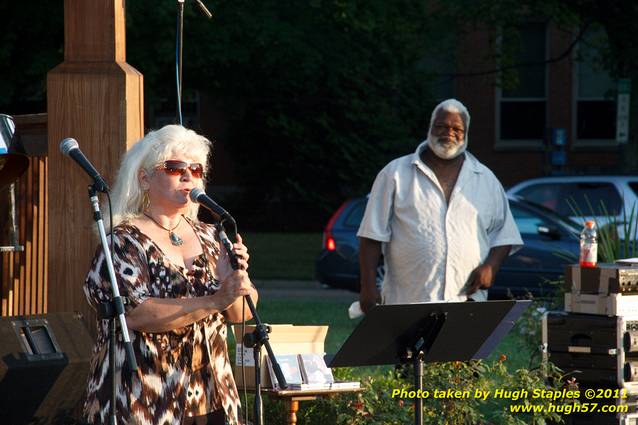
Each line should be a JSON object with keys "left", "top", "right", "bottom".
{"left": 242, "top": 233, "right": 322, "bottom": 280}
{"left": 245, "top": 298, "right": 356, "bottom": 354}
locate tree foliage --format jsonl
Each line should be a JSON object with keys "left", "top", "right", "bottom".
{"left": 0, "top": 1, "right": 63, "bottom": 113}
{"left": 3, "top": 1, "right": 638, "bottom": 229}
{"left": 126, "top": 0, "right": 439, "bottom": 229}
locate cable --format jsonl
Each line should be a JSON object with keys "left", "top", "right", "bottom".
{"left": 175, "top": 0, "right": 184, "bottom": 125}
{"left": 107, "top": 191, "right": 114, "bottom": 258}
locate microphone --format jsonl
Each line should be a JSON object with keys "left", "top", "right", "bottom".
{"left": 59, "top": 138, "right": 109, "bottom": 192}
{"left": 194, "top": 0, "right": 213, "bottom": 18}
{"left": 189, "top": 188, "right": 233, "bottom": 223}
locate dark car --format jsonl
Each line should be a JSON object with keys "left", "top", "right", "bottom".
{"left": 315, "top": 196, "right": 580, "bottom": 298}
{"left": 315, "top": 198, "right": 367, "bottom": 291}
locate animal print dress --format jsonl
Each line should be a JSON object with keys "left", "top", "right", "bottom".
{"left": 82, "top": 219, "right": 242, "bottom": 424}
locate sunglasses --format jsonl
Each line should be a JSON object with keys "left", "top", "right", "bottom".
{"left": 157, "top": 160, "right": 204, "bottom": 178}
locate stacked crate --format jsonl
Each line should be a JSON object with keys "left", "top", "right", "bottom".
{"left": 543, "top": 264, "right": 638, "bottom": 424}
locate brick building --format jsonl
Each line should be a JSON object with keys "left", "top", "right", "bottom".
{"left": 451, "top": 22, "right": 626, "bottom": 187}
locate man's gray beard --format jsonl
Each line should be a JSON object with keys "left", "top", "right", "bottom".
{"left": 427, "top": 134, "right": 467, "bottom": 160}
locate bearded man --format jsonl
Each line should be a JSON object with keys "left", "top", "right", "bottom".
{"left": 357, "top": 99, "right": 523, "bottom": 313}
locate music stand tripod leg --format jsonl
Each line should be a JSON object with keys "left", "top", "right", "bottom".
{"left": 415, "top": 351, "right": 424, "bottom": 425}
{"left": 252, "top": 338, "right": 264, "bottom": 425}
{"left": 404, "top": 312, "right": 447, "bottom": 425}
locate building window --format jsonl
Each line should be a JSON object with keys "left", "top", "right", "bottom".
{"left": 497, "top": 22, "right": 547, "bottom": 147}
{"left": 574, "top": 27, "right": 616, "bottom": 144}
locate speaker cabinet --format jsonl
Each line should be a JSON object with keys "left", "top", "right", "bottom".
{"left": 0, "top": 312, "right": 93, "bottom": 425}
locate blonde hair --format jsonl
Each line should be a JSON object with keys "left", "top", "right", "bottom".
{"left": 108, "top": 125, "right": 212, "bottom": 228}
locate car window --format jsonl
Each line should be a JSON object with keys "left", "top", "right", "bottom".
{"left": 516, "top": 200, "right": 581, "bottom": 232}
{"left": 344, "top": 200, "right": 366, "bottom": 227}
{"left": 510, "top": 205, "right": 551, "bottom": 235}
{"left": 516, "top": 184, "right": 562, "bottom": 211}
{"left": 629, "top": 182, "right": 638, "bottom": 197}
{"left": 517, "top": 182, "right": 622, "bottom": 216}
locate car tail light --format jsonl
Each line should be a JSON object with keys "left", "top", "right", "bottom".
{"left": 323, "top": 201, "right": 349, "bottom": 251}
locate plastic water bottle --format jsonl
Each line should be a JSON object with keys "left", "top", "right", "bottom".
{"left": 579, "top": 220, "right": 597, "bottom": 268}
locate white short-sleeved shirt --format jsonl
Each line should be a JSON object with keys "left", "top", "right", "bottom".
{"left": 357, "top": 141, "right": 523, "bottom": 304}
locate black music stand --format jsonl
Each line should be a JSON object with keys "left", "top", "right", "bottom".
{"left": 328, "top": 300, "right": 531, "bottom": 425}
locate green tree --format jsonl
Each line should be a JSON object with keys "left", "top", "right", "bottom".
{"left": 5, "top": 1, "right": 638, "bottom": 229}
{"left": 127, "top": 0, "right": 440, "bottom": 229}
{"left": 0, "top": 1, "right": 63, "bottom": 113}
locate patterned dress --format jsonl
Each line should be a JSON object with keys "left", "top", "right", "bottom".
{"left": 83, "top": 219, "right": 242, "bottom": 425}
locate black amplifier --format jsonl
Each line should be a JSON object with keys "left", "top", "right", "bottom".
{"left": 562, "top": 390, "right": 638, "bottom": 424}
{"left": 563, "top": 396, "right": 638, "bottom": 425}
{"left": 543, "top": 312, "right": 638, "bottom": 392}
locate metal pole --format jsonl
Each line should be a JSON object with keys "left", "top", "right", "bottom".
{"left": 414, "top": 352, "right": 424, "bottom": 425}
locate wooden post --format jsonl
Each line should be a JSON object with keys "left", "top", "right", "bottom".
{"left": 288, "top": 399, "right": 299, "bottom": 425}
{"left": 46, "top": 0, "right": 143, "bottom": 331}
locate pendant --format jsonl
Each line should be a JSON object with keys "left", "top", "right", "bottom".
{"left": 169, "top": 231, "right": 184, "bottom": 246}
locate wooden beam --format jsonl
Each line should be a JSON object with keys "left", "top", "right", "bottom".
{"left": 64, "top": 0, "right": 126, "bottom": 62}
{"left": 47, "top": 0, "right": 143, "bottom": 332}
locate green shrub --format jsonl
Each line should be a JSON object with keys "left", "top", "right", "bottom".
{"left": 257, "top": 359, "right": 567, "bottom": 425}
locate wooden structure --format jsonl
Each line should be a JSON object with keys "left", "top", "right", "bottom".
{"left": 46, "top": 0, "right": 143, "bottom": 331}
{"left": 0, "top": 114, "right": 48, "bottom": 316}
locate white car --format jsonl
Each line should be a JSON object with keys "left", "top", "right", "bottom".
{"left": 506, "top": 176, "right": 638, "bottom": 230}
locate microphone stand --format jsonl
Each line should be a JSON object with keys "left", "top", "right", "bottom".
{"left": 87, "top": 185, "right": 138, "bottom": 425}
{"left": 214, "top": 218, "right": 287, "bottom": 425}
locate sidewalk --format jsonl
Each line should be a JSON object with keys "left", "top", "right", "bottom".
{"left": 252, "top": 279, "right": 358, "bottom": 301}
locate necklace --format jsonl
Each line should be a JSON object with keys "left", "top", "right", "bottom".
{"left": 143, "top": 213, "right": 184, "bottom": 246}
